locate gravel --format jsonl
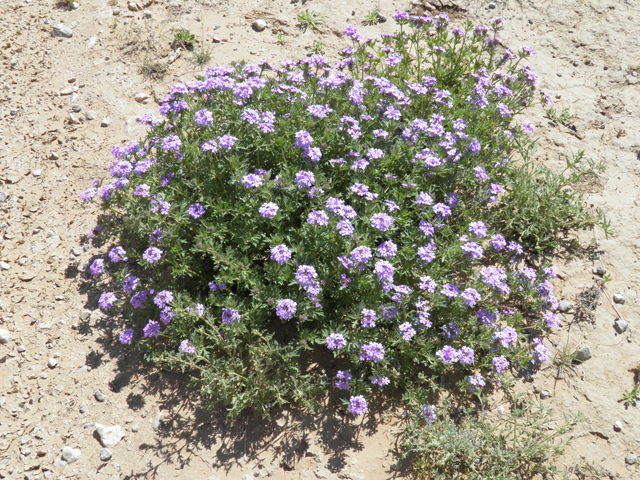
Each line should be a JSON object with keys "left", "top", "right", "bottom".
{"left": 61, "top": 446, "right": 81, "bottom": 463}
{"left": 614, "top": 319, "right": 628, "bottom": 334}
{"left": 0, "top": 329, "right": 11, "bottom": 344}
{"left": 558, "top": 300, "right": 573, "bottom": 313}
{"left": 52, "top": 24, "right": 73, "bottom": 38}
{"left": 100, "top": 448, "right": 113, "bottom": 461}
{"left": 95, "top": 391, "right": 107, "bottom": 402}
{"left": 95, "top": 424, "right": 126, "bottom": 448}
{"left": 575, "top": 346, "right": 592, "bottom": 362}
{"left": 252, "top": 19, "right": 267, "bottom": 32}
{"left": 47, "top": 358, "right": 58, "bottom": 369}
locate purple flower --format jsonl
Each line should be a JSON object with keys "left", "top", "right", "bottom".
{"left": 130, "top": 290, "right": 149, "bottom": 309}
{"left": 419, "top": 221, "right": 434, "bottom": 237}
{"left": 154, "top": 290, "right": 174, "bottom": 308}
{"left": 335, "top": 370, "right": 352, "bottom": 390}
{"left": 276, "top": 299, "right": 297, "bottom": 320}
{"left": 458, "top": 346, "right": 475, "bottom": 365}
{"left": 222, "top": 308, "right": 241, "bottom": 324}
{"left": 217, "top": 135, "right": 238, "bottom": 150}
{"left": 415, "top": 191, "right": 434, "bottom": 206}
{"left": 160, "top": 307, "right": 174, "bottom": 325}
{"left": 142, "top": 246, "right": 163, "bottom": 264}
{"left": 143, "top": 320, "right": 160, "bottom": 338}
{"left": 295, "top": 170, "right": 315, "bottom": 188}
{"left": 507, "top": 241, "right": 523, "bottom": 255}
{"left": 491, "top": 234, "right": 507, "bottom": 251}
{"left": 432, "top": 203, "right": 452, "bottom": 218}
{"left": 417, "top": 244, "right": 436, "bottom": 264}
{"left": 134, "top": 184, "right": 150, "bottom": 197}
{"left": 326, "top": 333, "right": 346, "bottom": 350}
{"left": 271, "top": 245, "right": 292, "bottom": 265}
{"left": 421, "top": 405, "right": 436, "bottom": 423}
{"left": 98, "top": 292, "right": 117, "bottom": 311}
{"left": 371, "top": 213, "right": 394, "bottom": 231}
{"left": 469, "top": 221, "right": 488, "bottom": 238}
{"left": 119, "top": 329, "right": 135, "bottom": 345}
{"left": 295, "top": 265, "right": 318, "bottom": 286}
{"left": 543, "top": 266, "right": 558, "bottom": 278}
{"left": 543, "top": 310, "right": 560, "bottom": 329}
{"left": 496, "top": 326, "right": 518, "bottom": 348}
{"left": 201, "top": 140, "right": 218, "bottom": 153}
{"left": 359, "top": 342, "right": 385, "bottom": 362}
{"left": 393, "top": 10, "right": 410, "bottom": 21}
{"left": 474, "top": 166, "right": 488, "bottom": 181}
{"left": 461, "top": 288, "right": 481, "bottom": 307}
{"left": 241, "top": 173, "right": 263, "bottom": 188}
{"left": 308, "top": 210, "right": 329, "bottom": 225}
{"left": 371, "top": 375, "right": 390, "bottom": 387}
{"left": 307, "top": 104, "right": 333, "bottom": 118}
{"left": 294, "top": 130, "right": 314, "bottom": 149}
{"left": 350, "top": 246, "right": 372, "bottom": 265}
{"left": 377, "top": 241, "right": 397, "bottom": 258}
{"left": 361, "top": 308, "right": 377, "bottom": 328}
{"left": 399, "top": 322, "right": 416, "bottom": 341}
{"left": 80, "top": 189, "right": 96, "bottom": 202}
{"left": 469, "top": 373, "right": 485, "bottom": 387}
{"left": 493, "top": 355, "right": 510, "bottom": 373}
{"left": 384, "top": 106, "right": 401, "bottom": 120}
{"left": 259, "top": 202, "right": 279, "bottom": 218}
{"left": 480, "top": 267, "right": 510, "bottom": 294}
{"left": 162, "top": 135, "right": 182, "bottom": 153}
{"left": 109, "top": 246, "right": 127, "bottom": 263}
{"left": 441, "top": 283, "right": 459, "bottom": 298}
{"left": 194, "top": 109, "right": 213, "bottom": 127}
{"left": 188, "top": 203, "right": 205, "bottom": 219}
{"left": 90, "top": 259, "right": 105, "bottom": 276}
{"left": 367, "top": 148, "right": 384, "bottom": 160}
{"left": 123, "top": 276, "right": 139, "bottom": 294}
{"left": 337, "top": 220, "right": 354, "bottom": 236}
{"left": 180, "top": 339, "right": 196, "bottom": 353}
{"left": 436, "top": 345, "right": 459, "bottom": 364}
{"left": 374, "top": 260, "right": 394, "bottom": 284}
{"left": 348, "top": 395, "right": 368, "bottom": 416}
{"left": 461, "top": 241, "right": 483, "bottom": 260}
{"left": 532, "top": 338, "right": 551, "bottom": 363}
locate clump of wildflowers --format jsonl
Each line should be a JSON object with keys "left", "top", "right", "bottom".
{"left": 82, "top": 13, "right": 602, "bottom": 421}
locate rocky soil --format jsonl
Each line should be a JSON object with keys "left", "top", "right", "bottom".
{"left": 1, "top": 0, "right": 639, "bottom": 479}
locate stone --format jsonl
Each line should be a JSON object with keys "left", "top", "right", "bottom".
{"left": 252, "top": 19, "right": 267, "bottom": 32}
{"left": 134, "top": 93, "right": 150, "bottom": 103}
{"left": 52, "top": 24, "right": 73, "bottom": 38}
{"left": 10, "top": 108, "right": 19, "bottom": 116}
{"left": 575, "top": 346, "right": 592, "bottom": 362}
{"left": 87, "top": 36, "right": 97, "bottom": 49}
{"left": 613, "top": 293, "right": 625, "bottom": 304}
{"left": 85, "top": 110, "right": 97, "bottom": 120}
{"left": 113, "top": 8, "right": 120, "bottom": 15}
{"left": 125, "top": 115, "right": 139, "bottom": 134}
{"left": 47, "top": 358, "right": 58, "bottom": 369}
{"left": 496, "top": 405, "right": 505, "bottom": 418}
{"left": 80, "top": 310, "right": 92, "bottom": 321}
{"left": 61, "top": 446, "right": 81, "bottom": 463}
{"left": 151, "top": 413, "right": 164, "bottom": 431}
{"left": 212, "top": 36, "right": 221, "bottom": 43}
{"left": 0, "top": 191, "right": 7, "bottom": 203}
{"left": 131, "top": 424, "right": 139, "bottom": 432}
{"left": 101, "top": 117, "right": 110, "bottom": 127}
{"left": 72, "top": 105, "right": 82, "bottom": 112}
{"left": 49, "top": 152, "right": 59, "bottom": 160}
{"left": 614, "top": 420, "right": 623, "bottom": 432}
{"left": 339, "top": 424, "right": 353, "bottom": 442}
{"left": 143, "top": 10, "right": 152, "bottom": 18}
{"left": 0, "top": 329, "right": 11, "bottom": 344}
{"left": 72, "top": 1, "right": 80, "bottom": 9}
{"left": 32, "top": 170, "right": 42, "bottom": 177}
{"left": 79, "top": 404, "right": 87, "bottom": 414}
{"left": 592, "top": 266, "right": 607, "bottom": 276}
{"left": 0, "top": 261, "right": 9, "bottom": 270}
{"left": 488, "top": 1, "right": 497, "bottom": 8}
{"left": 540, "top": 390, "right": 551, "bottom": 399}
{"left": 626, "top": 453, "right": 638, "bottom": 465}
{"left": 558, "top": 300, "right": 573, "bottom": 313}
{"left": 95, "top": 424, "right": 125, "bottom": 448}
{"left": 95, "top": 391, "right": 107, "bottom": 402}
{"left": 100, "top": 449, "right": 112, "bottom": 461}
{"left": 69, "top": 112, "right": 81, "bottom": 124}
{"left": 60, "top": 87, "right": 77, "bottom": 96}
{"left": 128, "top": 2, "right": 140, "bottom": 12}
{"left": 614, "top": 319, "right": 628, "bottom": 334}
{"left": 17, "top": 345, "right": 26, "bottom": 353}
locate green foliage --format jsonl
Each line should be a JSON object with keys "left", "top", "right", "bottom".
{"left": 402, "top": 395, "right": 582, "bottom": 480}
{"left": 87, "top": 16, "right": 604, "bottom": 423}
{"left": 173, "top": 29, "right": 197, "bottom": 51}
{"left": 297, "top": 10, "right": 325, "bottom": 33}
{"left": 193, "top": 44, "right": 212, "bottom": 65}
{"left": 621, "top": 385, "right": 640, "bottom": 407}
{"left": 305, "top": 41, "right": 325, "bottom": 55}
{"left": 363, "top": 10, "right": 382, "bottom": 26}
{"left": 276, "top": 33, "right": 287, "bottom": 46}
{"left": 545, "top": 106, "right": 574, "bottom": 127}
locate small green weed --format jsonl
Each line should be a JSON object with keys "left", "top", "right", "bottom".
{"left": 363, "top": 10, "right": 382, "bottom": 26}
{"left": 552, "top": 340, "right": 578, "bottom": 380}
{"left": 621, "top": 385, "right": 640, "bottom": 407}
{"left": 276, "top": 33, "right": 287, "bottom": 46}
{"left": 140, "top": 58, "right": 169, "bottom": 79}
{"left": 297, "top": 10, "right": 325, "bottom": 33}
{"left": 173, "top": 29, "right": 197, "bottom": 51}
{"left": 305, "top": 41, "right": 325, "bottom": 55}
{"left": 545, "top": 107, "right": 575, "bottom": 127}
{"left": 193, "top": 44, "right": 212, "bottom": 65}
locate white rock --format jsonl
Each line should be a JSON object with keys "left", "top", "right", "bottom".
{"left": 0, "top": 329, "right": 11, "bottom": 344}
{"left": 52, "top": 24, "right": 73, "bottom": 38}
{"left": 134, "top": 93, "right": 150, "bottom": 103}
{"left": 61, "top": 446, "right": 81, "bottom": 463}
{"left": 252, "top": 19, "right": 267, "bottom": 32}
{"left": 87, "top": 36, "right": 97, "bottom": 49}
{"left": 212, "top": 36, "right": 221, "bottom": 43}
{"left": 614, "top": 420, "right": 623, "bottom": 432}
{"left": 0, "top": 261, "right": 10, "bottom": 270}
{"left": 32, "top": 170, "right": 42, "bottom": 177}
{"left": 48, "top": 358, "right": 58, "bottom": 369}
{"left": 101, "top": 117, "right": 110, "bottom": 127}
{"left": 143, "top": 10, "right": 152, "bottom": 18}
{"left": 60, "top": 87, "right": 78, "bottom": 96}
{"left": 95, "top": 424, "right": 125, "bottom": 448}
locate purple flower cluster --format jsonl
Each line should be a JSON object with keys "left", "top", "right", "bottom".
{"left": 327, "top": 333, "right": 346, "bottom": 350}
{"left": 359, "top": 342, "right": 385, "bottom": 362}
{"left": 109, "top": 246, "right": 127, "bottom": 263}
{"left": 180, "top": 339, "right": 196, "bottom": 353}
{"left": 276, "top": 299, "right": 297, "bottom": 320}
{"left": 271, "top": 245, "right": 292, "bottom": 265}
{"left": 335, "top": 370, "right": 352, "bottom": 390}
{"left": 259, "top": 202, "right": 279, "bottom": 218}
{"left": 222, "top": 308, "right": 241, "bottom": 325}
{"left": 188, "top": 203, "right": 205, "bottom": 219}
{"left": 348, "top": 395, "right": 368, "bottom": 416}
{"left": 370, "top": 213, "right": 394, "bottom": 231}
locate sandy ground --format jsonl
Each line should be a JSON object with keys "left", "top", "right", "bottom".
{"left": 1, "top": 0, "right": 639, "bottom": 478}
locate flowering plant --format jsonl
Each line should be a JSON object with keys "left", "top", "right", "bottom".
{"left": 84, "top": 13, "right": 605, "bottom": 418}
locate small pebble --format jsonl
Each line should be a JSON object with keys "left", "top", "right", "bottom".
{"left": 252, "top": 19, "right": 267, "bottom": 32}
{"left": 72, "top": 105, "right": 82, "bottom": 112}
{"left": 80, "top": 404, "right": 87, "bottom": 414}
{"left": 100, "top": 449, "right": 113, "bottom": 461}
{"left": 101, "top": 117, "right": 110, "bottom": 127}
{"left": 85, "top": 110, "right": 97, "bottom": 121}
{"left": 132, "top": 424, "right": 139, "bottom": 432}
{"left": 575, "top": 346, "right": 592, "bottom": 362}
{"left": 614, "top": 420, "right": 623, "bottom": 432}
{"left": 614, "top": 319, "right": 628, "bottom": 334}
{"left": 95, "top": 391, "right": 107, "bottom": 402}
{"left": 626, "top": 453, "right": 638, "bottom": 465}
{"left": 17, "top": 345, "right": 26, "bottom": 353}
{"left": 613, "top": 293, "right": 625, "bottom": 304}
{"left": 47, "top": 358, "right": 58, "bottom": 369}
{"left": 592, "top": 266, "right": 607, "bottom": 276}
{"left": 540, "top": 390, "right": 551, "bottom": 399}
{"left": 558, "top": 300, "right": 573, "bottom": 313}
